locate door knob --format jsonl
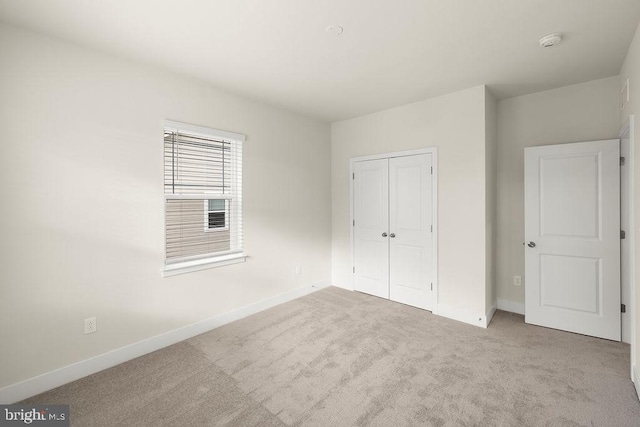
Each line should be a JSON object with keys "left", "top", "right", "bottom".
{"left": 390, "top": 233, "right": 396, "bottom": 238}
{"left": 527, "top": 241, "right": 536, "bottom": 248}
{"left": 382, "top": 232, "right": 388, "bottom": 237}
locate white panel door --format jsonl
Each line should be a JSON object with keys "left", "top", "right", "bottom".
{"left": 353, "top": 159, "right": 389, "bottom": 299}
{"left": 524, "top": 139, "right": 620, "bottom": 341}
{"left": 389, "top": 154, "right": 433, "bottom": 310}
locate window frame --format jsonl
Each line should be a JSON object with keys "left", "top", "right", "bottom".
{"left": 162, "top": 120, "right": 246, "bottom": 277}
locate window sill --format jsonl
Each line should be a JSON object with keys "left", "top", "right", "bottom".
{"left": 163, "top": 253, "right": 247, "bottom": 277}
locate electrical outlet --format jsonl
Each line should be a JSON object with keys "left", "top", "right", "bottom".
{"left": 513, "top": 276, "right": 522, "bottom": 287}
{"left": 84, "top": 317, "right": 97, "bottom": 334}
{"left": 295, "top": 265, "right": 301, "bottom": 275}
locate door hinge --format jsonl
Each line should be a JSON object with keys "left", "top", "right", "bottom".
{"left": 353, "top": 173, "right": 355, "bottom": 179}
{"left": 621, "top": 157, "right": 626, "bottom": 166}
{"left": 621, "top": 230, "right": 626, "bottom": 239}
{"left": 430, "top": 166, "right": 433, "bottom": 174}
{"left": 621, "top": 303, "right": 626, "bottom": 313}
{"left": 353, "top": 219, "right": 355, "bottom": 226}
{"left": 353, "top": 266, "right": 355, "bottom": 274}
{"left": 430, "top": 282, "right": 433, "bottom": 291}
{"left": 430, "top": 225, "right": 433, "bottom": 232}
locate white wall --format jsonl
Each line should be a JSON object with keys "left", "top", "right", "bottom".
{"left": 495, "top": 77, "right": 620, "bottom": 314}
{"left": 619, "top": 21, "right": 640, "bottom": 388}
{"left": 0, "top": 23, "right": 331, "bottom": 391}
{"left": 331, "top": 86, "right": 491, "bottom": 325}
{"left": 485, "top": 88, "right": 497, "bottom": 317}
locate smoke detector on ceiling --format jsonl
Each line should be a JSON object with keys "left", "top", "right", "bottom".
{"left": 539, "top": 33, "right": 562, "bottom": 48}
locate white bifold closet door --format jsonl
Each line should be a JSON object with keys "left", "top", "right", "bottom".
{"left": 353, "top": 154, "right": 434, "bottom": 311}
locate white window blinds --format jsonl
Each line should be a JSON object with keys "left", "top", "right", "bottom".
{"left": 164, "top": 121, "right": 244, "bottom": 268}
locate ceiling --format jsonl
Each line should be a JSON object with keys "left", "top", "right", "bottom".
{"left": 1, "top": 0, "right": 639, "bottom": 122}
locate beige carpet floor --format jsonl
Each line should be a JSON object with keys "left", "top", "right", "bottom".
{"left": 24, "top": 286, "right": 640, "bottom": 426}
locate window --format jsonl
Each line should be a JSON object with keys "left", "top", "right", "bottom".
{"left": 163, "top": 120, "right": 245, "bottom": 276}
{"left": 204, "top": 199, "right": 228, "bottom": 231}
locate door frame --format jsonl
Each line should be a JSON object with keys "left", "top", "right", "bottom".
{"left": 349, "top": 147, "right": 438, "bottom": 310}
{"left": 620, "top": 115, "right": 635, "bottom": 381}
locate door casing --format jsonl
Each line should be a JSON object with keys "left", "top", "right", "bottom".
{"left": 620, "top": 115, "right": 635, "bottom": 380}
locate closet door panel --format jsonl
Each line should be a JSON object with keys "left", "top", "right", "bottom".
{"left": 389, "top": 154, "right": 433, "bottom": 310}
{"left": 353, "top": 159, "right": 389, "bottom": 298}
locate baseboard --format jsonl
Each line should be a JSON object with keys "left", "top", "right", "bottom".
{"left": 497, "top": 298, "right": 525, "bottom": 315}
{"left": 634, "top": 365, "right": 640, "bottom": 402}
{"left": 434, "top": 304, "right": 488, "bottom": 329}
{"left": 0, "top": 281, "right": 330, "bottom": 404}
{"left": 485, "top": 304, "right": 497, "bottom": 327}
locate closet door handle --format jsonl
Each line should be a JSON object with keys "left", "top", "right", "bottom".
{"left": 390, "top": 233, "right": 396, "bottom": 238}
{"left": 382, "top": 232, "right": 388, "bottom": 237}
